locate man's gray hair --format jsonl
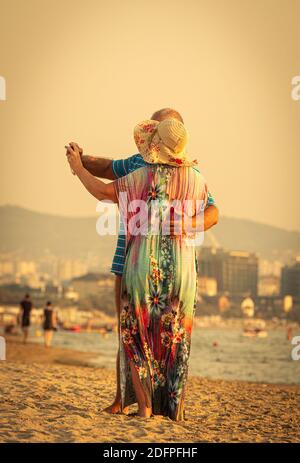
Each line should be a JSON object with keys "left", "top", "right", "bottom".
{"left": 151, "top": 107, "right": 184, "bottom": 124}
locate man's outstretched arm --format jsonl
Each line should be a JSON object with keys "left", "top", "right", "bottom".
{"left": 81, "top": 151, "right": 142, "bottom": 180}
{"left": 204, "top": 205, "right": 218, "bottom": 231}
{"left": 82, "top": 154, "right": 219, "bottom": 229}
{"left": 68, "top": 143, "right": 116, "bottom": 180}
{"left": 81, "top": 155, "right": 115, "bottom": 180}
{"left": 73, "top": 142, "right": 219, "bottom": 228}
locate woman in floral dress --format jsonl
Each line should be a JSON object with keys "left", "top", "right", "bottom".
{"left": 65, "top": 118, "right": 208, "bottom": 421}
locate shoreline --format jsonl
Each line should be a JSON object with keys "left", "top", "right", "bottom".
{"left": 0, "top": 337, "right": 300, "bottom": 442}
{"left": 5, "top": 335, "right": 299, "bottom": 388}
{"left": 3, "top": 336, "right": 100, "bottom": 367}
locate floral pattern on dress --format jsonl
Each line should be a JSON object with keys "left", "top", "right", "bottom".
{"left": 118, "top": 164, "right": 207, "bottom": 420}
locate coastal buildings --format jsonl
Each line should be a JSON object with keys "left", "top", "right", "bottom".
{"left": 198, "top": 247, "right": 258, "bottom": 296}
{"left": 281, "top": 259, "right": 300, "bottom": 297}
{"left": 258, "top": 275, "right": 280, "bottom": 296}
{"left": 1, "top": 248, "right": 299, "bottom": 320}
{"left": 221, "top": 251, "right": 258, "bottom": 296}
{"left": 198, "top": 277, "right": 217, "bottom": 297}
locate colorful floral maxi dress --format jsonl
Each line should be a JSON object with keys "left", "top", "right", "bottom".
{"left": 116, "top": 164, "right": 207, "bottom": 421}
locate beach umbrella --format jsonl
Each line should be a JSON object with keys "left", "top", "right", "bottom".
{"left": 241, "top": 297, "right": 255, "bottom": 318}
{"left": 283, "top": 295, "right": 293, "bottom": 313}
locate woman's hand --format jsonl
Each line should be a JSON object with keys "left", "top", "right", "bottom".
{"left": 65, "top": 142, "right": 84, "bottom": 175}
{"left": 70, "top": 142, "right": 83, "bottom": 156}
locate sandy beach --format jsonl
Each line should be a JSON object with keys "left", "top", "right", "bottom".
{"left": 0, "top": 337, "right": 299, "bottom": 443}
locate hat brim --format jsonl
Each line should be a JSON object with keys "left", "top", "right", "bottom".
{"left": 134, "top": 119, "right": 197, "bottom": 167}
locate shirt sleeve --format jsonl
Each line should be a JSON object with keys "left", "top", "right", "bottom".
{"left": 206, "top": 191, "right": 216, "bottom": 207}
{"left": 192, "top": 167, "right": 216, "bottom": 208}
{"left": 112, "top": 154, "right": 141, "bottom": 178}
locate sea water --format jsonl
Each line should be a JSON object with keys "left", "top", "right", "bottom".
{"left": 29, "top": 327, "right": 300, "bottom": 385}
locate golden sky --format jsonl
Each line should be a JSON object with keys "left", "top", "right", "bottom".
{"left": 0, "top": 0, "right": 299, "bottom": 230}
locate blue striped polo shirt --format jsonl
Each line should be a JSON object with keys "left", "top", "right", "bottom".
{"left": 111, "top": 154, "right": 216, "bottom": 276}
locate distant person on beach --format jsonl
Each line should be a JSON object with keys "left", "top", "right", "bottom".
{"left": 65, "top": 112, "right": 216, "bottom": 420}
{"left": 287, "top": 326, "right": 293, "bottom": 341}
{"left": 43, "top": 301, "right": 57, "bottom": 348}
{"left": 68, "top": 108, "right": 218, "bottom": 415}
{"left": 19, "top": 293, "right": 32, "bottom": 344}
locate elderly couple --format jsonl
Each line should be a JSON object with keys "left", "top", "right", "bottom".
{"left": 65, "top": 107, "right": 218, "bottom": 421}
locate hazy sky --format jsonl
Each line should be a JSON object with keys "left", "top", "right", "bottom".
{"left": 0, "top": 0, "right": 299, "bottom": 230}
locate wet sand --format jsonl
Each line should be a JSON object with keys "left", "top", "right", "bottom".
{"left": 0, "top": 337, "right": 299, "bottom": 443}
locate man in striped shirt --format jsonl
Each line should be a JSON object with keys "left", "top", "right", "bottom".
{"left": 78, "top": 108, "right": 218, "bottom": 413}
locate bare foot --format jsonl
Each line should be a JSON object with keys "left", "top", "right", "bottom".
{"left": 137, "top": 406, "right": 152, "bottom": 418}
{"left": 103, "top": 401, "right": 129, "bottom": 415}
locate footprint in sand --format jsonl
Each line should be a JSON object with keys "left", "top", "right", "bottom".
{"left": 16, "top": 432, "right": 34, "bottom": 440}
{"left": 133, "top": 429, "right": 148, "bottom": 438}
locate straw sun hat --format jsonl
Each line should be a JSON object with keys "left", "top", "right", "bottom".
{"left": 133, "top": 119, "right": 197, "bottom": 167}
